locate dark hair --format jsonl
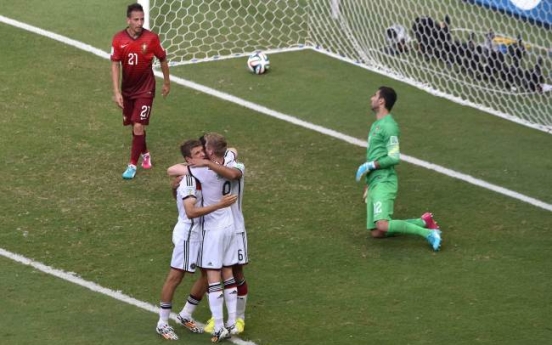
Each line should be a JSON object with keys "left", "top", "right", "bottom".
{"left": 198, "top": 134, "right": 206, "bottom": 149}
{"left": 378, "top": 86, "right": 397, "bottom": 111}
{"left": 180, "top": 139, "right": 202, "bottom": 159}
{"left": 127, "top": 3, "right": 143, "bottom": 18}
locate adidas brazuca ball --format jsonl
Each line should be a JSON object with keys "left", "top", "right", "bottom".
{"left": 247, "top": 52, "right": 270, "bottom": 75}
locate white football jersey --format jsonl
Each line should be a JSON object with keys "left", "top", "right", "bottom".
{"left": 175, "top": 175, "right": 201, "bottom": 226}
{"left": 224, "top": 151, "right": 246, "bottom": 233}
{"left": 172, "top": 175, "right": 203, "bottom": 271}
{"left": 188, "top": 165, "right": 233, "bottom": 231}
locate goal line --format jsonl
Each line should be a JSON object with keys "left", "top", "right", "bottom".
{"left": 138, "top": 0, "right": 552, "bottom": 134}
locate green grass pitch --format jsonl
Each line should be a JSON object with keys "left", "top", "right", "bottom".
{"left": 1, "top": 1, "right": 551, "bottom": 344}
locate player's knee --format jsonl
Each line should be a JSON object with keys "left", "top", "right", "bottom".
{"left": 232, "top": 265, "right": 244, "bottom": 279}
{"left": 133, "top": 123, "right": 145, "bottom": 135}
{"left": 166, "top": 269, "right": 184, "bottom": 285}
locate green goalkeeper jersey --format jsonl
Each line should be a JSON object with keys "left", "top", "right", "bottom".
{"left": 365, "top": 114, "right": 401, "bottom": 185}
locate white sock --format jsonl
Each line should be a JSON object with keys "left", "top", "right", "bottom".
{"left": 237, "top": 294, "right": 248, "bottom": 320}
{"left": 179, "top": 295, "right": 201, "bottom": 319}
{"left": 224, "top": 286, "right": 238, "bottom": 326}
{"left": 208, "top": 284, "right": 224, "bottom": 331}
{"left": 158, "top": 302, "right": 172, "bottom": 325}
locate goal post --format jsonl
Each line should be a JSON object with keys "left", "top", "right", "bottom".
{"left": 141, "top": 0, "right": 551, "bottom": 133}
{"left": 138, "top": 0, "right": 151, "bottom": 30}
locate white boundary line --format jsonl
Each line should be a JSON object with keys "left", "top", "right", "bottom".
{"left": 1, "top": 14, "right": 551, "bottom": 214}
{"left": 0, "top": 248, "right": 256, "bottom": 345}
{"left": 308, "top": 48, "right": 552, "bottom": 135}
{"left": 169, "top": 76, "right": 552, "bottom": 212}
{"left": 1, "top": 13, "right": 551, "bottom": 342}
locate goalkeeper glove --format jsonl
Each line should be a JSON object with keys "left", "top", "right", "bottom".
{"left": 355, "top": 161, "right": 377, "bottom": 182}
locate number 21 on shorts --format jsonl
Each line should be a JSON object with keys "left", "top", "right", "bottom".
{"left": 140, "top": 105, "right": 151, "bottom": 121}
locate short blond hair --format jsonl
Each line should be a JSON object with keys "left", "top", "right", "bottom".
{"left": 203, "top": 132, "right": 227, "bottom": 157}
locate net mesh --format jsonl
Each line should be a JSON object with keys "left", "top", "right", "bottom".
{"left": 149, "top": 0, "right": 308, "bottom": 62}
{"left": 148, "top": 0, "right": 552, "bottom": 132}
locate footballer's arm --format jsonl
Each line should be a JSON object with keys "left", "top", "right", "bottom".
{"left": 183, "top": 194, "right": 237, "bottom": 219}
{"left": 168, "top": 160, "right": 242, "bottom": 180}
{"left": 192, "top": 159, "right": 242, "bottom": 180}
{"left": 166, "top": 147, "right": 238, "bottom": 177}
{"left": 111, "top": 61, "right": 124, "bottom": 109}
{"left": 167, "top": 163, "right": 188, "bottom": 177}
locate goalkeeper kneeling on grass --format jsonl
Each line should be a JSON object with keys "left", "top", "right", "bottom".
{"left": 356, "top": 86, "right": 442, "bottom": 251}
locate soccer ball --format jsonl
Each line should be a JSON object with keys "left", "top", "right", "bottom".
{"left": 247, "top": 52, "right": 270, "bottom": 75}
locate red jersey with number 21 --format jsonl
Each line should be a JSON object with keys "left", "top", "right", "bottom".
{"left": 111, "top": 29, "right": 167, "bottom": 99}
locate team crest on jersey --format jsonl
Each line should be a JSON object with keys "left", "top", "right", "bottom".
{"left": 141, "top": 43, "right": 147, "bottom": 54}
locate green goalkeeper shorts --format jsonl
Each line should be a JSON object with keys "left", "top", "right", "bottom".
{"left": 366, "top": 180, "right": 397, "bottom": 230}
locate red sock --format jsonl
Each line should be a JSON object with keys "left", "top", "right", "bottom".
{"left": 130, "top": 133, "right": 145, "bottom": 165}
{"left": 237, "top": 280, "right": 248, "bottom": 296}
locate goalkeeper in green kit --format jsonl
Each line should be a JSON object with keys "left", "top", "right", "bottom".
{"left": 356, "top": 86, "right": 442, "bottom": 251}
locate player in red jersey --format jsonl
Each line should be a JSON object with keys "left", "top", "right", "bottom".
{"left": 111, "top": 3, "right": 170, "bottom": 180}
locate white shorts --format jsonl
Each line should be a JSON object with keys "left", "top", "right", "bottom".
{"left": 235, "top": 232, "right": 249, "bottom": 265}
{"left": 170, "top": 222, "right": 201, "bottom": 273}
{"left": 199, "top": 224, "right": 237, "bottom": 269}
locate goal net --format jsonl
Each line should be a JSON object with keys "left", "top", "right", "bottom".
{"left": 141, "top": 0, "right": 552, "bottom": 133}
{"left": 143, "top": 0, "right": 309, "bottom": 63}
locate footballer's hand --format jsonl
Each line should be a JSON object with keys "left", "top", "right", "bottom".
{"left": 113, "top": 93, "right": 124, "bottom": 109}
{"left": 219, "top": 194, "right": 238, "bottom": 207}
{"left": 170, "top": 175, "right": 184, "bottom": 199}
{"left": 171, "top": 175, "right": 183, "bottom": 190}
{"left": 162, "top": 82, "right": 170, "bottom": 98}
{"left": 355, "top": 161, "right": 376, "bottom": 182}
{"left": 227, "top": 147, "right": 238, "bottom": 159}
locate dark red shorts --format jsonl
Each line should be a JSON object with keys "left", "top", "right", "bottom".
{"left": 122, "top": 98, "right": 154, "bottom": 126}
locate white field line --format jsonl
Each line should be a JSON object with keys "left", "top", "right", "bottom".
{"left": 0, "top": 15, "right": 552, "bottom": 211}
{"left": 1, "top": 12, "right": 551, "bottom": 343}
{"left": 164, "top": 75, "right": 552, "bottom": 213}
{"left": 1, "top": 15, "right": 551, "bottom": 214}
{"left": 0, "top": 248, "right": 256, "bottom": 345}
